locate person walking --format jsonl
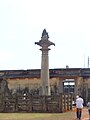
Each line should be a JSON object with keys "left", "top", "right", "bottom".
{"left": 76, "top": 95, "right": 84, "bottom": 120}
{"left": 87, "top": 100, "right": 90, "bottom": 120}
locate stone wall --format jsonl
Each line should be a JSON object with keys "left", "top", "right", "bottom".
{"left": 6, "top": 77, "right": 59, "bottom": 90}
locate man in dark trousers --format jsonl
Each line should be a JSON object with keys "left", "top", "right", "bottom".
{"left": 76, "top": 95, "right": 84, "bottom": 120}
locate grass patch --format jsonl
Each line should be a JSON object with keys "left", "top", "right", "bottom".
{"left": 0, "top": 111, "right": 75, "bottom": 120}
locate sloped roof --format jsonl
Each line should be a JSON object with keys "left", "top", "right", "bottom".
{"left": 0, "top": 68, "right": 90, "bottom": 79}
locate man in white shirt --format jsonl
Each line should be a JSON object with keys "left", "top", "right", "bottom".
{"left": 76, "top": 95, "right": 84, "bottom": 120}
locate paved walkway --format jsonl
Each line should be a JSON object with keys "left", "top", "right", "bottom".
{"left": 73, "top": 107, "right": 89, "bottom": 120}
{"left": 82, "top": 108, "right": 89, "bottom": 120}
{"left": 82, "top": 107, "right": 89, "bottom": 120}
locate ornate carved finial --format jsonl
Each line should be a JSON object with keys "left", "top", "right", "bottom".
{"left": 42, "top": 29, "right": 49, "bottom": 38}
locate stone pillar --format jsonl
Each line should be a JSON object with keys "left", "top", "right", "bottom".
{"left": 41, "top": 48, "right": 50, "bottom": 95}
{"left": 74, "top": 79, "right": 78, "bottom": 97}
{"left": 58, "top": 80, "right": 63, "bottom": 94}
{"left": 35, "top": 29, "right": 55, "bottom": 95}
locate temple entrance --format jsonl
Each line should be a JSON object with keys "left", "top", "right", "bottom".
{"left": 63, "top": 79, "right": 75, "bottom": 94}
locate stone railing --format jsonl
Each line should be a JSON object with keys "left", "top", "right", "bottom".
{"left": 0, "top": 93, "right": 72, "bottom": 113}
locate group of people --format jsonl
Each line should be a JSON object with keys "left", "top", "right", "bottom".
{"left": 75, "top": 95, "right": 90, "bottom": 120}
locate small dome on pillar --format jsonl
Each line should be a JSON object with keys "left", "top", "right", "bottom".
{"left": 41, "top": 29, "right": 49, "bottom": 38}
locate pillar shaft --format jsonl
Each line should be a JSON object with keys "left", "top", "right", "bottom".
{"left": 41, "top": 50, "right": 50, "bottom": 95}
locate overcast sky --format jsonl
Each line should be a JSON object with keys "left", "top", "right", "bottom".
{"left": 0, "top": 0, "right": 90, "bottom": 70}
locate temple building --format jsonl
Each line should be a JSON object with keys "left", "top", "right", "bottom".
{"left": 0, "top": 68, "right": 90, "bottom": 104}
